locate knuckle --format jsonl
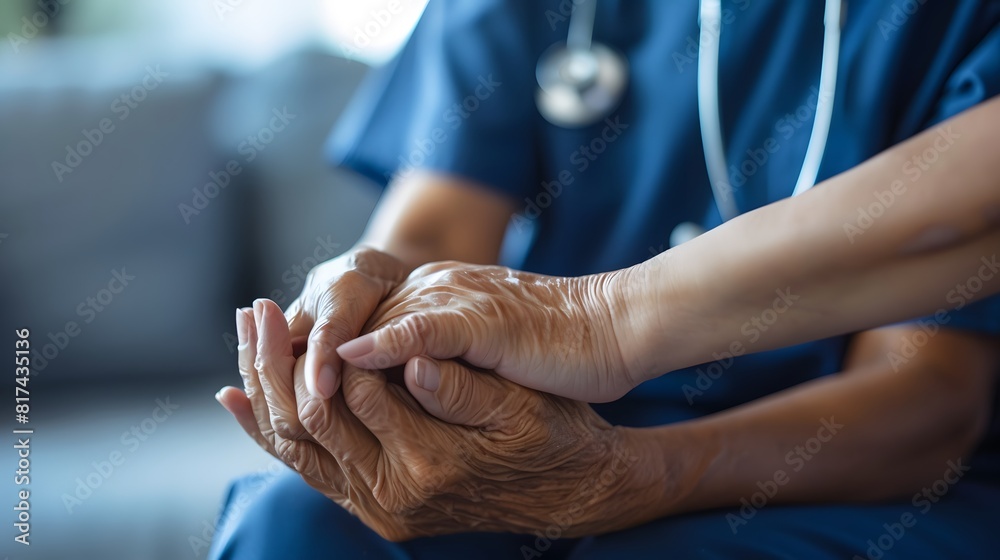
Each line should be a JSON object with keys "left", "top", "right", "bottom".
{"left": 376, "top": 482, "right": 424, "bottom": 518}
{"left": 347, "top": 246, "right": 377, "bottom": 267}
{"left": 397, "top": 314, "right": 434, "bottom": 346}
{"left": 409, "top": 460, "right": 453, "bottom": 496}
{"left": 237, "top": 360, "right": 254, "bottom": 382}
{"left": 350, "top": 246, "right": 383, "bottom": 267}
{"left": 348, "top": 247, "right": 404, "bottom": 280}
{"left": 252, "top": 352, "right": 269, "bottom": 372}
{"left": 408, "top": 261, "right": 443, "bottom": 279}
{"left": 371, "top": 316, "right": 427, "bottom": 364}
{"left": 409, "top": 260, "right": 460, "bottom": 280}
{"left": 242, "top": 383, "right": 260, "bottom": 400}
{"left": 254, "top": 355, "right": 292, "bottom": 384}
{"left": 310, "top": 321, "right": 353, "bottom": 352}
{"left": 302, "top": 261, "right": 329, "bottom": 288}
{"left": 344, "top": 381, "right": 380, "bottom": 420}
{"left": 271, "top": 416, "right": 305, "bottom": 441}
{"left": 298, "top": 399, "right": 332, "bottom": 438}
{"left": 274, "top": 437, "right": 300, "bottom": 466}
{"left": 448, "top": 391, "right": 486, "bottom": 425}
{"left": 337, "top": 268, "right": 367, "bottom": 287}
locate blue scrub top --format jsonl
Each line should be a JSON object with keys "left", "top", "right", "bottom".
{"left": 328, "top": 0, "right": 1000, "bottom": 450}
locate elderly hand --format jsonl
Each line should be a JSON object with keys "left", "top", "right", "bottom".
{"left": 334, "top": 261, "right": 653, "bottom": 402}
{"left": 276, "top": 246, "right": 411, "bottom": 400}
{"left": 217, "top": 299, "right": 666, "bottom": 541}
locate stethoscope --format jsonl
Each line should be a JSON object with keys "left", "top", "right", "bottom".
{"left": 536, "top": 0, "right": 845, "bottom": 247}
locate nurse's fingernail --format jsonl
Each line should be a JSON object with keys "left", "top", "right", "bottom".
{"left": 316, "top": 365, "right": 336, "bottom": 399}
{"left": 414, "top": 358, "right": 440, "bottom": 392}
{"left": 236, "top": 309, "right": 248, "bottom": 346}
{"left": 253, "top": 299, "right": 266, "bottom": 328}
{"left": 255, "top": 301, "right": 270, "bottom": 352}
{"left": 338, "top": 335, "right": 375, "bottom": 361}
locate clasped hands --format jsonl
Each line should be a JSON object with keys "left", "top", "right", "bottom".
{"left": 217, "top": 249, "right": 666, "bottom": 540}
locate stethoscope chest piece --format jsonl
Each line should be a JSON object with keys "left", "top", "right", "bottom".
{"left": 536, "top": 42, "right": 628, "bottom": 128}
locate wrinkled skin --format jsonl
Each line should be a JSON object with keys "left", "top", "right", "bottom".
{"left": 281, "top": 246, "right": 411, "bottom": 400}
{"left": 337, "top": 261, "right": 641, "bottom": 403}
{"left": 219, "top": 299, "right": 659, "bottom": 541}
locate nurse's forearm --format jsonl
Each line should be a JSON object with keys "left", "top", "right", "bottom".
{"left": 627, "top": 95, "right": 1000, "bottom": 377}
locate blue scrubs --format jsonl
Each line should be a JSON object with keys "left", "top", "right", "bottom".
{"left": 212, "top": 1, "right": 1000, "bottom": 557}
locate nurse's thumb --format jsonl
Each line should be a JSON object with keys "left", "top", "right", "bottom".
{"left": 403, "top": 357, "right": 509, "bottom": 429}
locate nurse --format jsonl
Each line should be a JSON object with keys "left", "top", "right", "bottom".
{"left": 336, "top": 97, "right": 1000, "bottom": 403}
{"left": 213, "top": 1, "right": 1000, "bottom": 558}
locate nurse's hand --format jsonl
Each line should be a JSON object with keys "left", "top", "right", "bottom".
{"left": 335, "top": 261, "right": 650, "bottom": 402}
{"left": 279, "top": 246, "right": 410, "bottom": 399}
{"left": 217, "top": 300, "right": 663, "bottom": 540}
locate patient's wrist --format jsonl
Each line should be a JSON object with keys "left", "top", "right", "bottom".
{"left": 578, "top": 424, "right": 719, "bottom": 533}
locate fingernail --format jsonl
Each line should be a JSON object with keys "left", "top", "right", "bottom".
{"left": 414, "top": 358, "right": 440, "bottom": 392}
{"left": 236, "top": 309, "right": 248, "bottom": 345}
{"left": 338, "top": 335, "right": 374, "bottom": 361}
{"left": 215, "top": 389, "right": 225, "bottom": 403}
{"left": 255, "top": 301, "right": 269, "bottom": 347}
{"left": 316, "top": 364, "right": 335, "bottom": 399}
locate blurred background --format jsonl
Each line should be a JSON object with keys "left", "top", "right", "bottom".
{"left": 0, "top": 1, "right": 427, "bottom": 558}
